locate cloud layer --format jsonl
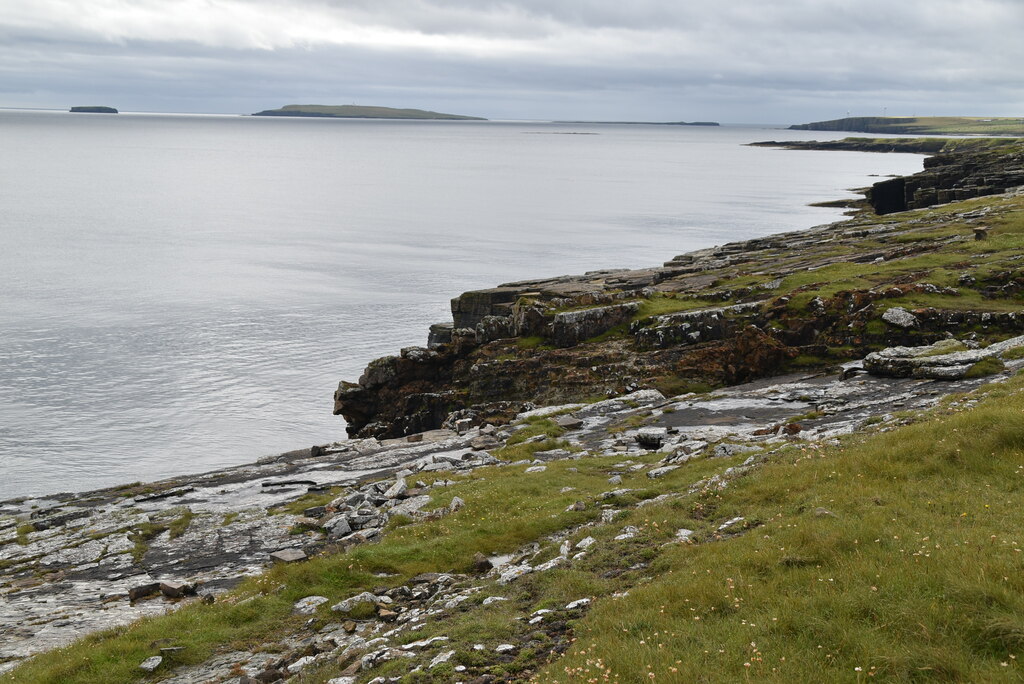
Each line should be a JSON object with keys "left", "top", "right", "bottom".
{"left": 2, "top": 0, "right": 1022, "bottom": 121}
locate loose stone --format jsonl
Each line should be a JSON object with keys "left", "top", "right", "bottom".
{"left": 269, "top": 548, "right": 307, "bottom": 564}
{"left": 292, "top": 596, "right": 330, "bottom": 615}
{"left": 139, "top": 656, "right": 162, "bottom": 673}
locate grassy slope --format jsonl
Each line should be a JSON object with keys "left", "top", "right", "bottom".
{"left": 541, "top": 378, "right": 1024, "bottom": 683}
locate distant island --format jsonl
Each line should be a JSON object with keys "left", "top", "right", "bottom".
{"left": 251, "top": 104, "right": 486, "bottom": 120}
{"left": 69, "top": 106, "right": 118, "bottom": 114}
{"left": 558, "top": 120, "right": 719, "bottom": 126}
{"left": 790, "top": 116, "right": 1024, "bottom": 136}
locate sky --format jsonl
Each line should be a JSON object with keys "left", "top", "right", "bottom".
{"left": 1, "top": 0, "right": 1022, "bottom": 123}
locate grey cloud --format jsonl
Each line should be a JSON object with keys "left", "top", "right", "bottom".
{"left": 0, "top": 0, "right": 1022, "bottom": 122}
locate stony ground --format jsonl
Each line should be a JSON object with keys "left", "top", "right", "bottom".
{"left": 4, "top": 347, "right": 1020, "bottom": 681}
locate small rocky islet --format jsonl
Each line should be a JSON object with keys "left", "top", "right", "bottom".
{"left": 5, "top": 137, "right": 1024, "bottom": 681}
{"left": 69, "top": 106, "right": 118, "bottom": 114}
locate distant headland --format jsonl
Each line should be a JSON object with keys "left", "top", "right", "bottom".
{"left": 69, "top": 106, "right": 118, "bottom": 114}
{"left": 790, "top": 116, "right": 1024, "bottom": 136}
{"left": 251, "top": 104, "right": 486, "bottom": 120}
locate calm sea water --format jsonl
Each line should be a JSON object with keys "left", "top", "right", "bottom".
{"left": 0, "top": 110, "right": 924, "bottom": 499}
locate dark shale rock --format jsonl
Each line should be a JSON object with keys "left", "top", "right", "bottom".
{"left": 129, "top": 583, "right": 162, "bottom": 602}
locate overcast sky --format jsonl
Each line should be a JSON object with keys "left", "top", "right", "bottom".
{"left": 2, "top": 0, "right": 1022, "bottom": 122}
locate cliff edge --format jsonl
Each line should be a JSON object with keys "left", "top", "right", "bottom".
{"left": 336, "top": 139, "right": 1024, "bottom": 439}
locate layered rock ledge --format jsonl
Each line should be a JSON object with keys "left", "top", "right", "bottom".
{"left": 335, "top": 139, "right": 1024, "bottom": 441}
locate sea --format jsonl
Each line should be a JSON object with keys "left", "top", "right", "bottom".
{"left": 0, "top": 110, "right": 925, "bottom": 500}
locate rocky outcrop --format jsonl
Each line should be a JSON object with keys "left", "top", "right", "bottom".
{"left": 868, "top": 144, "right": 1024, "bottom": 214}
{"left": 755, "top": 138, "right": 1024, "bottom": 214}
{"left": 334, "top": 143, "right": 1024, "bottom": 440}
{"left": 863, "top": 335, "right": 1024, "bottom": 379}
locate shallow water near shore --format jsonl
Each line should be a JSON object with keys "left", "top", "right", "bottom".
{"left": 0, "top": 110, "right": 924, "bottom": 499}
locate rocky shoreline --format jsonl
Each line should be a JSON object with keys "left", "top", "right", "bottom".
{"left": 5, "top": 138, "right": 1024, "bottom": 681}
{"left": 7, "top": 351, "right": 1024, "bottom": 679}
{"left": 334, "top": 138, "right": 1024, "bottom": 442}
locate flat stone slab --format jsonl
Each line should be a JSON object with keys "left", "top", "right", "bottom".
{"left": 270, "top": 548, "right": 307, "bottom": 564}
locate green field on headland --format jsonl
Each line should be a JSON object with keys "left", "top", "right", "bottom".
{"left": 252, "top": 104, "right": 486, "bottom": 120}
{"left": 791, "top": 116, "right": 1024, "bottom": 136}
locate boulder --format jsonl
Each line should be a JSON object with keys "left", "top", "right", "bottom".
{"left": 139, "top": 656, "right": 162, "bottom": 673}
{"left": 881, "top": 307, "right": 919, "bottom": 329}
{"left": 293, "top": 596, "right": 330, "bottom": 615}
{"left": 636, "top": 427, "right": 668, "bottom": 449}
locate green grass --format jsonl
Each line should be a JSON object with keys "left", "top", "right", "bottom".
{"left": 966, "top": 357, "right": 1007, "bottom": 378}
{"left": 517, "top": 336, "right": 553, "bottom": 350}
{"left": 15, "top": 523, "right": 33, "bottom": 546}
{"left": 167, "top": 510, "right": 194, "bottom": 540}
{"left": 504, "top": 417, "right": 566, "bottom": 446}
{"left": 1003, "top": 347, "right": 1024, "bottom": 361}
{"left": 635, "top": 294, "right": 717, "bottom": 320}
{"left": 537, "top": 373, "right": 1024, "bottom": 682}
{"left": 7, "top": 447, "right": 731, "bottom": 683}
{"left": 270, "top": 487, "right": 344, "bottom": 516}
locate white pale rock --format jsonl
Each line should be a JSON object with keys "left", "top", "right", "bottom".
{"left": 332, "top": 591, "right": 379, "bottom": 613}
{"left": 430, "top": 650, "right": 456, "bottom": 668}
{"left": 498, "top": 564, "right": 533, "bottom": 584}
{"left": 676, "top": 528, "right": 695, "bottom": 541}
{"left": 717, "top": 516, "right": 745, "bottom": 532}
{"left": 292, "top": 595, "right": 330, "bottom": 615}
{"left": 524, "top": 465, "right": 547, "bottom": 473}
{"left": 288, "top": 655, "right": 318, "bottom": 674}
{"left": 882, "top": 306, "right": 919, "bottom": 328}
{"left": 482, "top": 596, "right": 509, "bottom": 606}
{"left": 495, "top": 644, "right": 517, "bottom": 654}
{"left": 384, "top": 478, "right": 407, "bottom": 499}
{"left": 647, "top": 465, "right": 679, "bottom": 479}
{"left": 139, "top": 656, "right": 162, "bottom": 673}
{"left": 566, "top": 598, "right": 591, "bottom": 610}
{"left": 533, "top": 557, "right": 565, "bottom": 572}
